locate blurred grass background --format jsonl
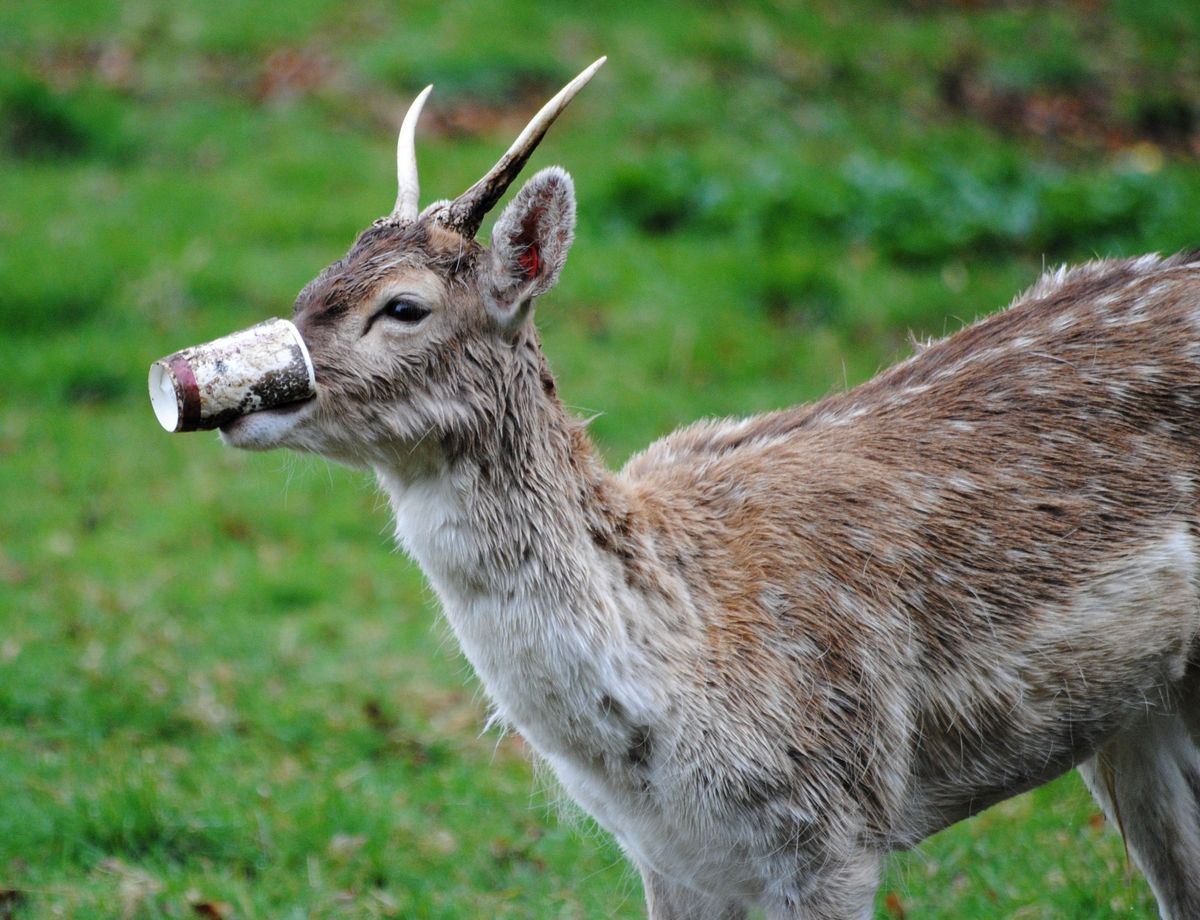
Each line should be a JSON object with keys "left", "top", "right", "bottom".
{"left": 2, "top": 0, "right": 1199, "bottom": 916}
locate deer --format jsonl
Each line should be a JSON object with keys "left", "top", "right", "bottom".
{"left": 214, "top": 58, "right": 1200, "bottom": 919}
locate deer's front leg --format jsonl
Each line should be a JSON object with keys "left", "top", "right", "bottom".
{"left": 639, "top": 865, "right": 748, "bottom": 920}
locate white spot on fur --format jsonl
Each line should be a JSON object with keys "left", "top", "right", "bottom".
{"left": 1048, "top": 313, "right": 1079, "bottom": 333}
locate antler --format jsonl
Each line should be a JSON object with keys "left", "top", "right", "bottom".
{"left": 436, "top": 56, "right": 606, "bottom": 239}
{"left": 391, "top": 84, "right": 434, "bottom": 222}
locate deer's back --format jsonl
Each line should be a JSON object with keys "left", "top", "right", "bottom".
{"left": 616, "top": 253, "right": 1200, "bottom": 844}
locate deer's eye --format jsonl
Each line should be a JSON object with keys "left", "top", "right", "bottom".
{"left": 382, "top": 297, "right": 431, "bottom": 325}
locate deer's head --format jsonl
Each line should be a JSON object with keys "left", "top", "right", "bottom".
{"left": 219, "top": 59, "right": 604, "bottom": 469}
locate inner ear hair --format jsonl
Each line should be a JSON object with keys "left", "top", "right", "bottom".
{"left": 489, "top": 166, "right": 576, "bottom": 302}
{"left": 517, "top": 240, "right": 540, "bottom": 280}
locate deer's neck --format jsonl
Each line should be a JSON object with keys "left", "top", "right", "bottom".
{"left": 373, "top": 361, "right": 652, "bottom": 758}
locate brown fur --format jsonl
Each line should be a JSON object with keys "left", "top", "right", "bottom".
{"left": 220, "top": 152, "right": 1200, "bottom": 918}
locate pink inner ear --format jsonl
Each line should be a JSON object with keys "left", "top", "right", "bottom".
{"left": 518, "top": 245, "right": 540, "bottom": 279}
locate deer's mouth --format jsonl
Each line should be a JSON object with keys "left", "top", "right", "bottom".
{"left": 259, "top": 396, "right": 314, "bottom": 417}
{"left": 218, "top": 395, "right": 317, "bottom": 450}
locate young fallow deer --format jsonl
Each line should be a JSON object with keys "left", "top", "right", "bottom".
{"left": 218, "top": 58, "right": 1200, "bottom": 919}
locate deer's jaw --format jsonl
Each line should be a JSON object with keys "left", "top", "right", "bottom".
{"left": 219, "top": 388, "right": 452, "bottom": 474}
{"left": 219, "top": 396, "right": 318, "bottom": 453}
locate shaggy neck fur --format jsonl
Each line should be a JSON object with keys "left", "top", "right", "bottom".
{"left": 373, "top": 330, "right": 647, "bottom": 761}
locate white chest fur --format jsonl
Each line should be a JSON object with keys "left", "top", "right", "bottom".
{"left": 373, "top": 464, "right": 791, "bottom": 899}
{"left": 376, "top": 466, "right": 655, "bottom": 759}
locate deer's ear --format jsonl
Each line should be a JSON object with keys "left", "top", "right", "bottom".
{"left": 485, "top": 167, "right": 576, "bottom": 327}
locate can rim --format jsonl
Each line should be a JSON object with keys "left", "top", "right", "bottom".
{"left": 148, "top": 362, "right": 180, "bottom": 432}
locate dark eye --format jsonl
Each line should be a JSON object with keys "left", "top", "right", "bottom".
{"left": 382, "top": 298, "right": 431, "bottom": 324}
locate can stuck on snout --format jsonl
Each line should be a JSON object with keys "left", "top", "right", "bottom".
{"left": 149, "top": 318, "right": 316, "bottom": 432}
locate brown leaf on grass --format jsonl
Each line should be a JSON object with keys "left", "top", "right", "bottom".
{"left": 191, "top": 900, "right": 233, "bottom": 919}
{"left": 884, "top": 891, "right": 907, "bottom": 919}
{"left": 255, "top": 47, "right": 338, "bottom": 105}
{"left": 32, "top": 42, "right": 136, "bottom": 92}
{"left": 938, "top": 57, "right": 1114, "bottom": 150}
{"left": 937, "top": 52, "right": 1198, "bottom": 155}
{"left": 94, "top": 44, "right": 135, "bottom": 90}
{"left": 218, "top": 515, "right": 252, "bottom": 542}
{"left": 362, "top": 698, "right": 396, "bottom": 733}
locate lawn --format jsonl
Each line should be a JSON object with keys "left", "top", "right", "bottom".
{"left": 2, "top": 0, "right": 1198, "bottom": 916}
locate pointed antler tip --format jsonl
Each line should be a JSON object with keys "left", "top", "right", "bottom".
{"left": 438, "top": 57, "right": 607, "bottom": 238}
{"left": 392, "top": 85, "right": 435, "bottom": 222}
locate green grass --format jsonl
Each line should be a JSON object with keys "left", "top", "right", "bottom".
{"left": 3, "top": 0, "right": 1197, "bottom": 915}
